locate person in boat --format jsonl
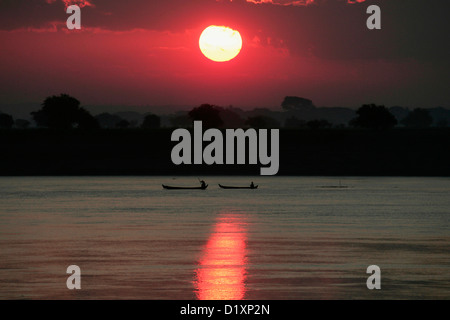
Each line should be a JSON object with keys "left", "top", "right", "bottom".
{"left": 250, "top": 181, "right": 255, "bottom": 188}
{"left": 200, "top": 180, "right": 206, "bottom": 188}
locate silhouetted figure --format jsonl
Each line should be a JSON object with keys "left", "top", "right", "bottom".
{"left": 250, "top": 181, "right": 255, "bottom": 188}
{"left": 200, "top": 180, "right": 206, "bottom": 188}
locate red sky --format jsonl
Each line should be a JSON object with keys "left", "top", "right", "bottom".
{"left": 0, "top": 0, "right": 449, "bottom": 111}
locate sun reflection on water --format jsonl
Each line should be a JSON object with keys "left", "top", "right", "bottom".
{"left": 194, "top": 213, "right": 248, "bottom": 300}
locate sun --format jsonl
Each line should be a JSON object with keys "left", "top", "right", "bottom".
{"left": 199, "top": 26, "right": 243, "bottom": 62}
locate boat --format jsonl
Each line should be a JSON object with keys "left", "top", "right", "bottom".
{"left": 162, "top": 184, "right": 208, "bottom": 190}
{"left": 218, "top": 184, "right": 258, "bottom": 189}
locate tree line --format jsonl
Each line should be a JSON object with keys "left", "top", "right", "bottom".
{"left": 0, "top": 94, "right": 444, "bottom": 130}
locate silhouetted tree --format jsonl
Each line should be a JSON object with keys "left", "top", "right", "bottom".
{"left": 349, "top": 104, "right": 397, "bottom": 130}
{"left": 116, "top": 119, "right": 130, "bottom": 129}
{"left": 78, "top": 107, "right": 100, "bottom": 129}
{"left": 15, "top": 119, "right": 31, "bottom": 129}
{"left": 170, "top": 113, "right": 192, "bottom": 128}
{"left": 218, "top": 107, "right": 245, "bottom": 128}
{"left": 142, "top": 114, "right": 161, "bottom": 129}
{"left": 95, "top": 113, "right": 124, "bottom": 128}
{"left": 281, "top": 96, "right": 315, "bottom": 111}
{"left": 401, "top": 108, "right": 433, "bottom": 128}
{"left": 0, "top": 113, "right": 14, "bottom": 129}
{"left": 31, "top": 94, "right": 98, "bottom": 129}
{"left": 188, "top": 104, "right": 223, "bottom": 128}
{"left": 389, "top": 106, "right": 410, "bottom": 123}
{"left": 284, "top": 116, "right": 306, "bottom": 128}
{"left": 245, "top": 116, "right": 280, "bottom": 129}
{"left": 306, "top": 119, "right": 332, "bottom": 130}
{"left": 436, "top": 119, "right": 448, "bottom": 128}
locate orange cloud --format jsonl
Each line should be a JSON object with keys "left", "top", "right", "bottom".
{"left": 62, "top": 0, "right": 95, "bottom": 8}
{"left": 245, "top": 0, "right": 365, "bottom": 5}
{"left": 244, "top": 0, "right": 313, "bottom": 5}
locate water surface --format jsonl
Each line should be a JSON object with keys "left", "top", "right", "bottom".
{"left": 0, "top": 176, "right": 449, "bottom": 299}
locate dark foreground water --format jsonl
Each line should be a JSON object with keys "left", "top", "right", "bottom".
{"left": 0, "top": 176, "right": 449, "bottom": 299}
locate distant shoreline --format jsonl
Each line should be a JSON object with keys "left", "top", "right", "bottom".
{"left": 1, "top": 128, "right": 449, "bottom": 177}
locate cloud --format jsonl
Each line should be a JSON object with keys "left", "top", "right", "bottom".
{"left": 0, "top": 0, "right": 367, "bottom": 32}
{"left": 245, "top": 0, "right": 316, "bottom": 6}
{"left": 244, "top": 0, "right": 365, "bottom": 5}
{"left": 45, "top": 0, "right": 95, "bottom": 7}
{"left": 0, "top": 0, "right": 448, "bottom": 109}
{"left": 63, "top": 0, "right": 95, "bottom": 8}
{"left": 0, "top": 0, "right": 449, "bottom": 62}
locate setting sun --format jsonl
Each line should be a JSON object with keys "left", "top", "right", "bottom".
{"left": 199, "top": 25, "right": 243, "bottom": 62}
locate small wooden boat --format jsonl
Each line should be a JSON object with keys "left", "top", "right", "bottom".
{"left": 162, "top": 184, "right": 208, "bottom": 190}
{"left": 218, "top": 184, "right": 258, "bottom": 189}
